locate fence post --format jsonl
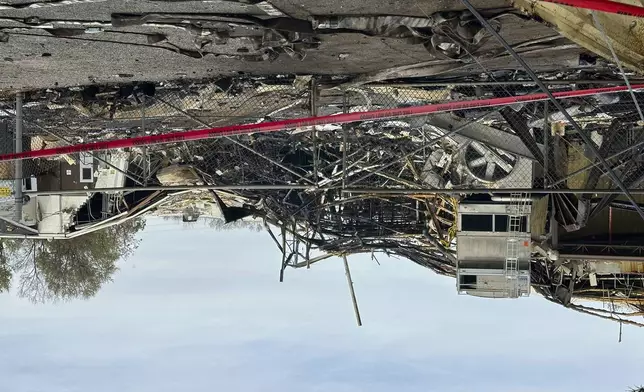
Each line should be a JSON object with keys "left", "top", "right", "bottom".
{"left": 14, "top": 92, "right": 23, "bottom": 222}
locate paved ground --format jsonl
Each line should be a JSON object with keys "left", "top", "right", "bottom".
{"left": 0, "top": 0, "right": 573, "bottom": 91}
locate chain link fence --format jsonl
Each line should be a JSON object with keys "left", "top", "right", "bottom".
{"left": 2, "top": 75, "right": 644, "bottom": 234}
{"left": 3, "top": 77, "right": 644, "bottom": 193}
{"left": 4, "top": 74, "right": 644, "bottom": 322}
{"left": 2, "top": 0, "right": 644, "bottom": 323}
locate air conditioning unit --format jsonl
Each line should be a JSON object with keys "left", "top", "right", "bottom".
{"left": 460, "top": 141, "right": 533, "bottom": 189}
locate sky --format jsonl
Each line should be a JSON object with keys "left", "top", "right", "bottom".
{"left": 1, "top": 218, "right": 643, "bottom": 392}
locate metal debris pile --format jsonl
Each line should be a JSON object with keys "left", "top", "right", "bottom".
{"left": 4, "top": 72, "right": 644, "bottom": 325}
{"left": 531, "top": 255, "right": 644, "bottom": 327}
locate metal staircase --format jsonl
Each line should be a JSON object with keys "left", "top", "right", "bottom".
{"left": 505, "top": 192, "right": 530, "bottom": 297}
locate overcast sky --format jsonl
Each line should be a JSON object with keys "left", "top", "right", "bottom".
{"left": 1, "top": 219, "right": 643, "bottom": 392}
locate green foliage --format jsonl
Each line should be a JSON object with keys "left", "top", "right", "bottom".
{"left": 0, "top": 218, "right": 146, "bottom": 302}
{"left": 34, "top": 234, "right": 121, "bottom": 300}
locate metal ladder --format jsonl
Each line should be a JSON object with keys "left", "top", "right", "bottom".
{"left": 505, "top": 192, "right": 529, "bottom": 297}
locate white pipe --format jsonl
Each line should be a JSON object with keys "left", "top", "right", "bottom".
{"left": 491, "top": 196, "right": 533, "bottom": 202}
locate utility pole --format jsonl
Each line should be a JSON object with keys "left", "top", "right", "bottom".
{"left": 343, "top": 254, "right": 362, "bottom": 326}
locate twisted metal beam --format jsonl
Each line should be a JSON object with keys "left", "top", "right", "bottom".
{"left": 460, "top": 0, "right": 644, "bottom": 223}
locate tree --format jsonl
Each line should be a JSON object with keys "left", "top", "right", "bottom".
{"left": 203, "top": 217, "right": 263, "bottom": 232}
{"left": 3, "top": 218, "right": 146, "bottom": 302}
{"left": 0, "top": 254, "right": 10, "bottom": 293}
{"left": 161, "top": 215, "right": 263, "bottom": 232}
{"left": 0, "top": 264, "right": 10, "bottom": 293}
{"left": 0, "top": 240, "right": 22, "bottom": 294}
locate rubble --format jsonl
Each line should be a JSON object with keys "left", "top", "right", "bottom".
{"left": 156, "top": 165, "right": 202, "bottom": 186}
{"left": 312, "top": 11, "right": 501, "bottom": 59}
{"left": 1, "top": 0, "right": 644, "bottom": 326}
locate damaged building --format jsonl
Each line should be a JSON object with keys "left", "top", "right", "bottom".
{"left": 1, "top": 0, "right": 644, "bottom": 326}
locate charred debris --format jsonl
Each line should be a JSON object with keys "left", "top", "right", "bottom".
{"left": 5, "top": 70, "right": 644, "bottom": 325}
{"left": 0, "top": 8, "right": 513, "bottom": 62}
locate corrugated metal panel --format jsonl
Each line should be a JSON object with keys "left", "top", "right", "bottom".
{"left": 457, "top": 233, "right": 531, "bottom": 262}
{"left": 459, "top": 203, "right": 532, "bottom": 215}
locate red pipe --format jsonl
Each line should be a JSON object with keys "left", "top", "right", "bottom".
{"left": 0, "top": 84, "right": 641, "bottom": 162}
{"left": 540, "top": 0, "right": 644, "bottom": 18}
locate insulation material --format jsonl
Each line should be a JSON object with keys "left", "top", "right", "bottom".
{"left": 515, "top": 0, "right": 644, "bottom": 73}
